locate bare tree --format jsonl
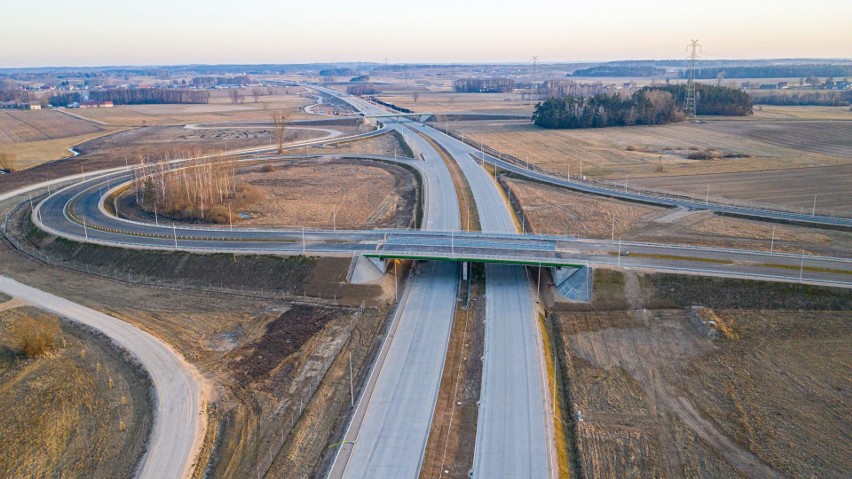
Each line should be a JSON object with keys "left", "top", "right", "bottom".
{"left": 251, "top": 88, "right": 263, "bottom": 103}
{"left": 412, "top": 92, "right": 420, "bottom": 103}
{"left": 272, "top": 110, "right": 291, "bottom": 154}
{"left": 228, "top": 89, "right": 244, "bottom": 104}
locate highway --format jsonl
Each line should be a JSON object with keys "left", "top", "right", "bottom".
{"left": 327, "top": 88, "right": 463, "bottom": 478}
{"left": 404, "top": 121, "right": 554, "bottom": 477}
{"left": 0, "top": 276, "right": 207, "bottom": 479}
{"left": 7, "top": 85, "right": 852, "bottom": 479}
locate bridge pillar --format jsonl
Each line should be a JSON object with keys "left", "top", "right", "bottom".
{"left": 462, "top": 262, "right": 469, "bottom": 281}
{"left": 550, "top": 266, "right": 592, "bottom": 302}
{"left": 347, "top": 254, "right": 388, "bottom": 284}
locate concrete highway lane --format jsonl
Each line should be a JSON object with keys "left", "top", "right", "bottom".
{"left": 475, "top": 264, "right": 550, "bottom": 478}
{"left": 337, "top": 261, "right": 459, "bottom": 478}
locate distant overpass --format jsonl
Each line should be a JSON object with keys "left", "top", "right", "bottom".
{"left": 364, "top": 112, "right": 436, "bottom": 123}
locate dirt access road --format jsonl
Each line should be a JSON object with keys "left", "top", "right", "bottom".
{"left": 0, "top": 276, "right": 207, "bottom": 479}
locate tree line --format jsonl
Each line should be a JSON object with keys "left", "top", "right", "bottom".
{"left": 570, "top": 66, "right": 666, "bottom": 77}
{"left": 453, "top": 78, "right": 515, "bottom": 93}
{"left": 652, "top": 84, "right": 753, "bottom": 116}
{"left": 49, "top": 89, "right": 210, "bottom": 105}
{"left": 532, "top": 84, "right": 751, "bottom": 129}
{"left": 684, "top": 64, "right": 852, "bottom": 79}
{"left": 532, "top": 89, "right": 681, "bottom": 129}
{"left": 92, "top": 89, "right": 210, "bottom": 105}
{"left": 347, "top": 84, "right": 380, "bottom": 95}
{"left": 750, "top": 90, "right": 851, "bottom": 106}
{"left": 190, "top": 75, "right": 252, "bottom": 87}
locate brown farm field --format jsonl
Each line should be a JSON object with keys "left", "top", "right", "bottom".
{"left": 0, "top": 109, "right": 123, "bottom": 171}
{"left": 503, "top": 177, "right": 852, "bottom": 256}
{"left": 0, "top": 306, "right": 152, "bottom": 478}
{"left": 552, "top": 270, "right": 852, "bottom": 479}
{"left": 456, "top": 114, "right": 851, "bottom": 214}
{"left": 456, "top": 119, "right": 851, "bottom": 180}
{"left": 376, "top": 92, "right": 536, "bottom": 115}
{"left": 631, "top": 164, "right": 852, "bottom": 216}
{"left": 0, "top": 109, "right": 103, "bottom": 143}
{"left": 66, "top": 90, "right": 317, "bottom": 126}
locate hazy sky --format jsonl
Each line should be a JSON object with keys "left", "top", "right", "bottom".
{"left": 2, "top": 0, "right": 850, "bottom": 67}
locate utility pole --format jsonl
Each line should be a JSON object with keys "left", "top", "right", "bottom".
{"left": 530, "top": 55, "right": 539, "bottom": 101}
{"left": 770, "top": 224, "right": 776, "bottom": 253}
{"left": 685, "top": 39, "right": 701, "bottom": 120}
{"left": 349, "top": 352, "right": 354, "bottom": 407}
{"left": 618, "top": 239, "right": 622, "bottom": 267}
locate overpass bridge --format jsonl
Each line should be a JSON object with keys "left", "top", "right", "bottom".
{"left": 364, "top": 112, "right": 437, "bottom": 123}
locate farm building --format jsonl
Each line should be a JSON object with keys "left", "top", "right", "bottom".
{"left": 79, "top": 100, "right": 114, "bottom": 108}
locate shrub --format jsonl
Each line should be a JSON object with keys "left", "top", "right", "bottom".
{"left": 260, "top": 164, "right": 276, "bottom": 173}
{"left": 12, "top": 315, "right": 61, "bottom": 357}
{"left": 208, "top": 204, "right": 232, "bottom": 224}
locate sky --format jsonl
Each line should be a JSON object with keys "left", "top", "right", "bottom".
{"left": 1, "top": 0, "right": 850, "bottom": 67}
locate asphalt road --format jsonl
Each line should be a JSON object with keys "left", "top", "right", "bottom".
{"left": 0, "top": 276, "right": 206, "bottom": 479}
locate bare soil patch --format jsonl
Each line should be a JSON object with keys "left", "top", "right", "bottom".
{"left": 0, "top": 306, "right": 152, "bottom": 478}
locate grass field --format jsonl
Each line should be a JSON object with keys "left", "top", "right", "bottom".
{"left": 0, "top": 307, "right": 152, "bottom": 478}
{"left": 552, "top": 271, "right": 852, "bottom": 478}
{"left": 237, "top": 158, "right": 418, "bottom": 229}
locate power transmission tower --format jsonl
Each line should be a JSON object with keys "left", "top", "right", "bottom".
{"left": 685, "top": 39, "right": 701, "bottom": 119}
{"left": 531, "top": 55, "right": 539, "bottom": 100}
